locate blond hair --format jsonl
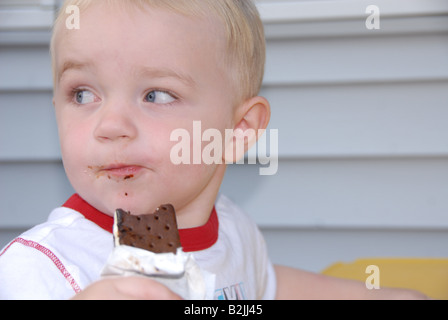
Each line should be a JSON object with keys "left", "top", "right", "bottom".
{"left": 50, "top": 0, "right": 265, "bottom": 103}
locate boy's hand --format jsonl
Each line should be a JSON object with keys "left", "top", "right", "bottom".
{"left": 71, "top": 276, "right": 182, "bottom": 300}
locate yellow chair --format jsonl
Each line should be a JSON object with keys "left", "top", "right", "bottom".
{"left": 321, "top": 258, "right": 448, "bottom": 300}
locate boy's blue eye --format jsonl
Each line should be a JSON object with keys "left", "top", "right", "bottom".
{"left": 74, "top": 90, "right": 96, "bottom": 104}
{"left": 145, "top": 90, "right": 176, "bottom": 104}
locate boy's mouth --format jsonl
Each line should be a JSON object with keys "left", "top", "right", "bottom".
{"left": 93, "top": 164, "right": 144, "bottom": 180}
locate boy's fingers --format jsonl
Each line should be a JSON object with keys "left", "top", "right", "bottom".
{"left": 72, "top": 276, "right": 182, "bottom": 300}
{"left": 112, "top": 276, "right": 182, "bottom": 300}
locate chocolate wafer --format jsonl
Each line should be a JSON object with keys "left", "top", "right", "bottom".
{"left": 114, "top": 204, "right": 181, "bottom": 254}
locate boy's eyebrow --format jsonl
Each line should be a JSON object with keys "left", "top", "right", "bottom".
{"left": 138, "top": 67, "right": 197, "bottom": 88}
{"left": 58, "top": 60, "right": 92, "bottom": 82}
{"left": 57, "top": 62, "right": 196, "bottom": 88}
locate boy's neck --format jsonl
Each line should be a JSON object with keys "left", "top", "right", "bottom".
{"left": 62, "top": 193, "right": 219, "bottom": 252}
{"left": 173, "top": 163, "right": 227, "bottom": 229}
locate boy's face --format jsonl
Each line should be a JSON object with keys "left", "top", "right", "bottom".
{"left": 53, "top": 3, "right": 235, "bottom": 225}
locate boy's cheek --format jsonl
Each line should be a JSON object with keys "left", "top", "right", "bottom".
{"left": 59, "top": 127, "right": 92, "bottom": 173}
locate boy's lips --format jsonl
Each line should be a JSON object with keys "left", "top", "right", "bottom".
{"left": 100, "top": 164, "right": 144, "bottom": 178}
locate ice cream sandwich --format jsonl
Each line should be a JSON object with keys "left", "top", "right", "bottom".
{"left": 113, "top": 204, "right": 181, "bottom": 254}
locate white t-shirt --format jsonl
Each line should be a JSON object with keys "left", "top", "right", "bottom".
{"left": 0, "top": 193, "right": 276, "bottom": 300}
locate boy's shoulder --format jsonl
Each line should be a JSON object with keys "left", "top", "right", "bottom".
{"left": 4, "top": 206, "right": 107, "bottom": 246}
{"left": 215, "top": 193, "right": 257, "bottom": 226}
{"left": 0, "top": 206, "right": 112, "bottom": 299}
{"left": 0, "top": 205, "right": 111, "bottom": 270}
{"left": 215, "top": 193, "right": 264, "bottom": 245}
{"left": 0, "top": 207, "right": 82, "bottom": 298}
{"left": 0, "top": 207, "right": 81, "bottom": 249}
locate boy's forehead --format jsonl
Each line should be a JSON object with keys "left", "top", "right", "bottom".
{"left": 54, "top": 2, "right": 225, "bottom": 84}
{"left": 54, "top": 1, "right": 224, "bottom": 48}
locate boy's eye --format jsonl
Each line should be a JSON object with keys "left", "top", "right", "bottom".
{"left": 74, "top": 90, "right": 97, "bottom": 104}
{"left": 145, "top": 90, "right": 176, "bottom": 104}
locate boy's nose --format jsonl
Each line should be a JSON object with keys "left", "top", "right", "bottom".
{"left": 93, "top": 104, "right": 138, "bottom": 142}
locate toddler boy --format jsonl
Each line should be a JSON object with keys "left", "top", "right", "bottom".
{"left": 0, "top": 0, "right": 274, "bottom": 300}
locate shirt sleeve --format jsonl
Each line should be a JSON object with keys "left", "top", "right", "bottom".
{"left": 253, "top": 227, "right": 277, "bottom": 300}
{"left": 0, "top": 238, "right": 80, "bottom": 300}
{"left": 260, "top": 258, "right": 277, "bottom": 300}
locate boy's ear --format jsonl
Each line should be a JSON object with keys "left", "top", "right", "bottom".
{"left": 223, "top": 96, "right": 271, "bottom": 163}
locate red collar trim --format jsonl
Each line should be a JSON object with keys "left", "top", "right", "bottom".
{"left": 62, "top": 194, "right": 219, "bottom": 252}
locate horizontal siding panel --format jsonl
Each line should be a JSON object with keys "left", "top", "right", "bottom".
{"left": 0, "top": 45, "right": 52, "bottom": 91}
{"left": 0, "top": 91, "right": 60, "bottom": 161}
{"left": 0, "top": 1, "right": 56, "bottom": 7}
{"left": 0, "top": 0, "right": 56, "bottom": 31}
{"left": 264, "top": 34, "right": 448, "bottom": 86}
{"left": 258, "top": 0, "right": 448, "bottom": 23}
{"left": 261, "top": 81, "right": 448, "bottom": 158}
{"left": 221, "top": 158, "right": 448, "bottom": 229}
{"left": 0, "top": 9, "right": 54, "bottom": 31}
{"left": 0, "top": 161, "right": 74, "bottom": 228}
{"left": 0, "top": 229, "right": 22, "bottom": 250}
{"left": 264, "top": 16, "right": 448, "bottom": 43}
{"left": 0, "top": 30, "right": 51, "bottom": 45}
